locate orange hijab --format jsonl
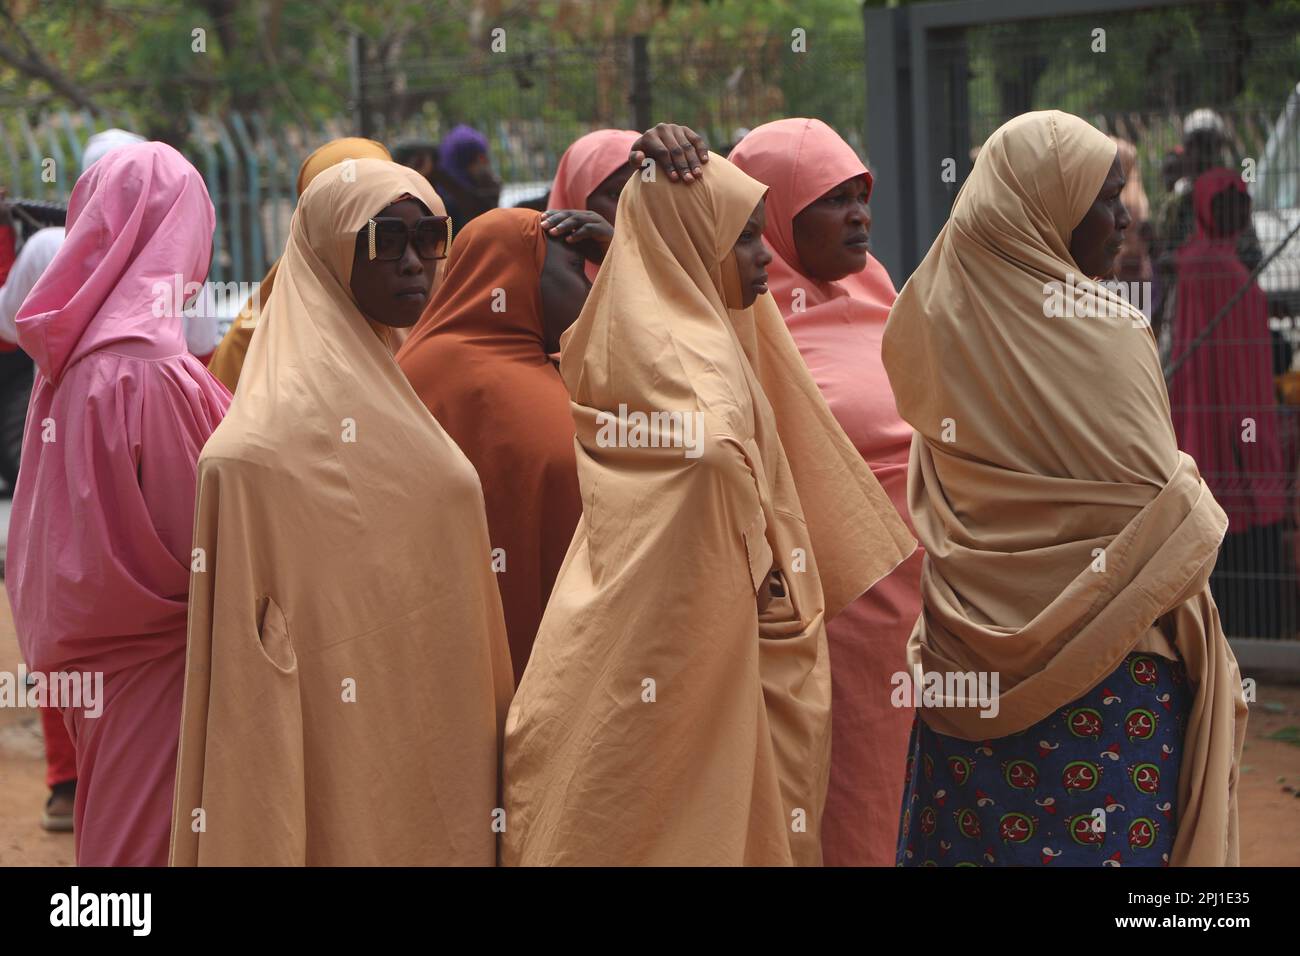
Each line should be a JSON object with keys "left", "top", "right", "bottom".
{"left": 396, "top": 208, "right": 575, "bottom": 681}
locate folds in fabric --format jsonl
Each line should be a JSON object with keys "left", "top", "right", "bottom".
{"left": 502, "top": 155, "right": 913, "bottom": 866}
{"left": 397, "top": 208, "right": 576, "bottom": 682}
{"left": 731, "top": 117, "right": 923, "bottom": 866}
{"left": 170, "top": 159, "right": 513, "bottom": 866}
{"left": 8, "top": 141, "right": 229, "bottom": 675}
{"left": 882, "top": 110, "right": 1246, "bottom": 865}
{"left": 5, "top": 142, "right": 230, "bottom": 866}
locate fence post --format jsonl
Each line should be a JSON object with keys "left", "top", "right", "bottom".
{"left": 229, "top": 112, "right": 264, "bottom": 275}
{"left": 189, "top": 114, "right": 224, "bottom": 284}
{"left": 864, "top": 4, "right": 914, "bottom": 285}
{"left": 350, "top": 33, "right": 372, "bottom": 139}
{"left": 629, "top": 35, "right": 652, "bottom": 132}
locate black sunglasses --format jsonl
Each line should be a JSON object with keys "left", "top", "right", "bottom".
{"left": 364, "top": 215, "right": 453, "bottom": 262}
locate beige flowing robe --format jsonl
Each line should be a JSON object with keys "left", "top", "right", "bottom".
{"left": 502, "top": 155, "right": 915, "bottom": 866}
{"left": 881, "top": 110, "right": 1247, "bottom": 866}
{"left": 170, "top": 159, "right": 514, "bottom": 866}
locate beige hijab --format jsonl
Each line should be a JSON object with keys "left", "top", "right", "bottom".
{"left": 882, "top": 111, "right": 1246, "bottom": 866}
{"left": 170, "top": 159, "right": 513, "bottom": 865}
{"left": 501, "top": 156, "right": 914, "bottom": 866}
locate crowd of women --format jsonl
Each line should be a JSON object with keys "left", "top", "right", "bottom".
{"left": 1, "top": 107, "right": 1248, "bottom": 867}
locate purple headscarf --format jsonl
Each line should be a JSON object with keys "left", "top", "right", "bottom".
{"left": 439, "top": 124, "right": 490, "bottom": 191}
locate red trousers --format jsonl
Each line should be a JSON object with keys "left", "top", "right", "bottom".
{"left": 40, "top": 706, "right": 77, "bottom": 788}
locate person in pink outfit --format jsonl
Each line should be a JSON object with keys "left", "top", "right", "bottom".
{"left": 5, "top": 141, "right": 230, "bottom": 866}
{"left": 542, "top": 128, "right": 640, "bottom": 282}
{"left": 730, "top": 118, "right": 923, "bottom": 867}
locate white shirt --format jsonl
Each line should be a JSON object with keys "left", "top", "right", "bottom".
{"left": 0, "top": 227, "right": 66, "bottom": 345}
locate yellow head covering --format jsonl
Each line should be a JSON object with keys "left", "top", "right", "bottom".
{"left": 882, "top": 110, "right": 1246, "bottom": 866}
{"left": 207, "top": 137, "right": 393, "bottom": 391}
{"left": 172, "top": 159, "right": 513, "bottom": 865}
{"left": 502, "top": 156, "right": 914, "bottom": 866}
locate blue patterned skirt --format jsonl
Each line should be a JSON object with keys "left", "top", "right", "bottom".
{"left": 896, "top": 652, "right": 1191, "bottom": 867}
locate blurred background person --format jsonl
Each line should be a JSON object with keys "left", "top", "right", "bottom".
{"left": 436, "top": 124, "right": 501, "bottom": 229}
{"left": 1169, "top": 167, "right": 1293, "bottom": 638}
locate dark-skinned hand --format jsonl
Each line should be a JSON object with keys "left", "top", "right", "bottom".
{"left": 628, "top": 123, "right": 710, "bottom": 183}
{"left": 541, "top": 208, "right": 614, "bottom": 263}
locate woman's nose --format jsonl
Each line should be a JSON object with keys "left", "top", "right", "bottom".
{"left": 399, "top": 245, "right": 425, "bottom": 275}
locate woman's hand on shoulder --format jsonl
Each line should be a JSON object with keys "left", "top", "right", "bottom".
{"left": 541, "top": 209, "right": 614, "bottom": 263}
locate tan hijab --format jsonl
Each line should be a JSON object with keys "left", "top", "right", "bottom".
{"left": 501, "top": 156, "right": 914, "bottom": 866}
{"left": 207, "top": 137, "right": 392, "bottom": 391}
{"left": 882, "top": 111, "right": 1246, "bottom": 866}
{"left": 171, "top": 159, "right": 513, "bottom": 865}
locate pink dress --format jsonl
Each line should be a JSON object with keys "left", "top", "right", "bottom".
{"left": 6, "top": 142, "right": 230, "bottom": 866}
{"left": 731, "top": 118, "right": 923, "bottom": 866}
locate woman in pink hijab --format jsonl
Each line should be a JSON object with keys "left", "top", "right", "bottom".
{"left": 542, "top": 128, "right": 639, "bottom": 281}
{"left": 5, "top": 142, "right": 230, "bottom": 866}
{"left": 730, "top": 117, "right": 922, "bottom": 867}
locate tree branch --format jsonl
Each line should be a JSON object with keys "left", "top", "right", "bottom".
{"left": 0, "top": 2, "right": 103, "bottom": 113}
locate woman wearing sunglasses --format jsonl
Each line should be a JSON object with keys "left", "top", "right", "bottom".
{"left": 171, "top": 159, "right": 513, "bottom": 866}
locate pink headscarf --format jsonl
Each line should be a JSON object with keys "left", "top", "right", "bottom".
{"left": 730, "top": 117, "right": 921, "bottom": 868}
{"left": 1169, "top": 167, "right": 1286, "bottom": 531}
{"left": 6, "top": 141, "right": 230, "bottom": 865}
{"left": 549, "top": 129, "right": 640, "bottom": 283}
{"left": 548, "top": 128, "right": 640, "bottom": 212}
{"left": 729, "top": 117, "right": 896, "bottom": 315}
{"left": 8, "top": 140, "right": 231, "bottom": 675}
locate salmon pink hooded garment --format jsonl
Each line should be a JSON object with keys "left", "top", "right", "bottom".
{"left": 548, "top": 128, "right": 639, "bottom": 282}
{"left": 730, "top": 118, "right": 922, "bottom": 867}
{"left": 5, "top": 141, "right": 230, "bottom": 866}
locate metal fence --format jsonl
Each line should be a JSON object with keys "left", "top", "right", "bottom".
{"left": 359, "top": 32, "right": 871, "bottom": 186}
{"left": 2, "top": 108, "right": 362, "bottom": 286}
{"left": 5, "top": 31, "right": 870, "bottom": 285}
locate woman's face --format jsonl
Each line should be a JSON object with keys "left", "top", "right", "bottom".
{"left": 792, "top": 174, "right": 872, "bottom": 281}
{"left": 733, "top": 199, "right": 773, "bottom": 309}
{"left": 1069, "top": 156, "right": 1131, "bottom": 279}
{"left": 350, "top": 199, "right": 437, "bottom": 327}
{"left": 539, "top": 232, "right": 592, "bottom": 353}
{"left": 586, "top": 165, "right": 636, "bottom": 227}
